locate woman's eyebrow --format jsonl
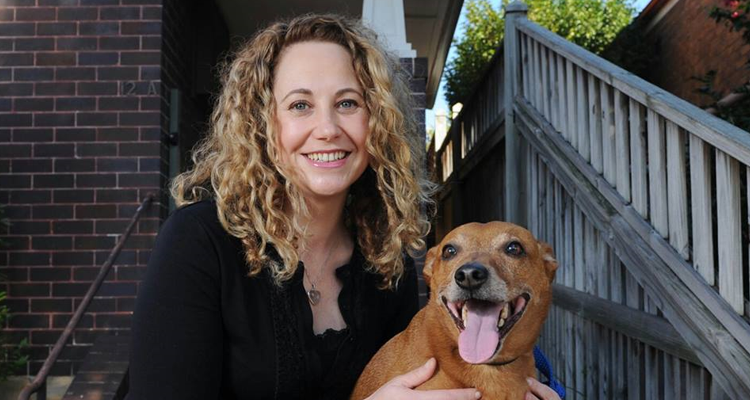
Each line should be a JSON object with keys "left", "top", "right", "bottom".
{"left": 335, "top": 88, "right": 363, "bottom": 97}
{"left": 281, "top": 88, "right": 312, "bottom": 102}
{"left": 281, "top": 87, "right": 363, "bottom": 102}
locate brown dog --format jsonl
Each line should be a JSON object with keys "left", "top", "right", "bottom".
{"left": 351, "top": 222, "right": 558, "bottom": 400}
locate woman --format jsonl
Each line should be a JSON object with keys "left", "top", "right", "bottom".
{"left": 127, "top": 13, "right": 559, "bottom": 400}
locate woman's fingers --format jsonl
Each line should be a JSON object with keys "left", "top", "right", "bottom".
{"left": 525, "top": 392, "right": 540, "bottom": 400}
{"left": 415, "top": 388, "right": 481, "bottom": 400}
{"left": 526, "top": 378, "right": 561, "bottom": 400}
{"left": 389, "top": 358, "right": 437, "bottom": 388}
{"left": 369, "top": 359, "right": 481, "bottom": 400}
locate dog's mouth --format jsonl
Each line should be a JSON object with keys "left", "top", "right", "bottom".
{"left": 441, "top": 293, "right": 531, "bottom": 364}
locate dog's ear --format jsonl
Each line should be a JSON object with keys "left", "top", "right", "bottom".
{"left": 422, "top": 245, "right": 438, "bottom": 286}
{"left": 537, "top": 241, "right": 558, "bottom": 282}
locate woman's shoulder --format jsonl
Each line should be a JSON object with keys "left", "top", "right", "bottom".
{"left": 167, "top": 200, "right": 221, "bottom": 229}
{"left": 160, "top": 199, "right": 233, "bottom": 244}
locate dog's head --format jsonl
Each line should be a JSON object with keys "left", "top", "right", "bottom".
{"left": 423, "top": 221, "right": 557, "bottom": 365}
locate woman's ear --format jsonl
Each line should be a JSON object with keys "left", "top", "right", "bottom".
{"left": 537, "top": 241, "right": 558, "bottom": 282}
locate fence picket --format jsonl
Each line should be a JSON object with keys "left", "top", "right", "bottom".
{"left": 573, "top": 206, "right": 585, "bottom": 399}
{"left": 614, "top": 89, "right": 631, "bottom": 202}
{"left": 539, "top": 157, "right": 547, "bottom": 239}
{"left": 541, "top": 45, "right": 550, "bottom": 122}
{"left": 664, "top": 354, "right": 676, "bottom": 399}
{"left": 601, "top": 82, "right": 616, "bottom": 185}
{"left": 589, "top": 74, "right": 603, "bottom": 174}
{"left": 626, "top": 271, "right": 644, "bottom": 400}
{"left": 597, "top": 233, "right": 610, "bottom": 399}
{"left": 576, "top": 66, "right": 590, "bottom": 161}
{"left": 550, "top": 52, "right": 559, "bottom": 132}
{"left": 611, "top": 258, "right": 626, "bottom": 399}
{"left": 666, "top": 121, "right": 689, "bottom": 259}
{"left": 563, "top": 192, "right": 575, "bottom": 399}
{"left": 689, "top": 136, "right": 714, "bottom": 284}
{"left": 557, "top": 52, "right": 566, "bottom": 139}
{"left": 522, "top": 34, "right": 530, "bottom": 100}
{"left": 534, "top": 40, "right": 543, "bottom": 112}
{"left": 687, "top": 364, "right": 705, "bottom": 400}
{"left": 629, "top": 99, "right": 648, "bottom": 218}
{"left": 566, "top": 59, "right": 577, "bottom": 149}
{"left": 715, "top": 150, "right": 743, "bottom": 313}
{"left": 647, "top": 109, "right": 668, "bottom": 237}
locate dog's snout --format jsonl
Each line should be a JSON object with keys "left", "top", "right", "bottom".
{"left": 455, "top": 263, "right": 488, "bottom": 290}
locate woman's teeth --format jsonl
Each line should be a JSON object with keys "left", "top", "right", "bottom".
{"left": 306, "top": 151, "right": 347, "bottom": 162}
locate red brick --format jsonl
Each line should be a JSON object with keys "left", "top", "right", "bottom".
{"left": 57, "top": 37, "right": 98, "bottom": 51}
{"left": 79, "top": 22, "right": 119, "bottom": 36}
{"left": 36, "top": 52, "right": 77, "bottom": 66}
{"left": 37, "top": 22, "right": 77, "bottom": 36}
{"left": 0, "top": 23, "right": 35, "bottom": 37}
{"left": 57, "top": 7, "right": 99, "bottom": 21}
{"left": 15, "top": 8, "right": 57, "bottom": 21}
{"left": 101, "top": 7, "right": 141, "bottom": 20}
{"left": 15, "top": 38, "right": 55, "bottom": 51}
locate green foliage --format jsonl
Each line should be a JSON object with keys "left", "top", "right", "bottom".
{"left": 444, "top": 0, "right": 635, "bottom": 107}
{"left": 526, "top": 0, "right": 635, "bottom": 54}
{"left": 0, "top": 205, "right": 28, "bottom": 381}
{"left": 693, "top": 0, "right": 750, "bottom": 132}
{"left": 444, "top": 0, "right": 504, "bottom": 107}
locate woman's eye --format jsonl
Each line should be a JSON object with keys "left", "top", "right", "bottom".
{"left": 505, "top": 241, "right": 525, "bottom": 257}
{"left": 290, "top": 102, "right": 309, "bottom": 111}
{"left": 442, "top": 244, "right": 457, "bottom": 260}
{"left": 338, "top": 99, "right": 358, "bottom": 109}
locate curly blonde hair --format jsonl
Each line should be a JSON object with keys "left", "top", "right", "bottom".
{"left": 170, "top": 13, "right": 434, "bottom": 289}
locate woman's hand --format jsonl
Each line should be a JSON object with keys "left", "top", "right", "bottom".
{"left": 366, "top": 358, "right": 481, "bottom": 400}
{"left": 525, "top": 377, "right": 562, "bottom": 400}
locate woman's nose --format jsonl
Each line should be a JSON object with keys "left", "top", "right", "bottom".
{"left": 313, "top": 107, "right": 341, "bottom": 141}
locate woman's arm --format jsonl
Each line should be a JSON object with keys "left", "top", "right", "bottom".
{"left": 126, "top": 209, "right": 223, "bottom": 399}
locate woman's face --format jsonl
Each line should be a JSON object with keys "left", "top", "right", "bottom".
{"left": 273, "top": 41, "right": 370, "bottom": 203}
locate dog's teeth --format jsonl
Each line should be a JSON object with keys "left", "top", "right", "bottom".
{"left": 461, "top": 304, "right": 468, "bottom": 326}
{"left": 501, "top": 303, "right": 510, "bottom": 319}
{"left": 497, "top": 317, "right": 505, "bottom": 328}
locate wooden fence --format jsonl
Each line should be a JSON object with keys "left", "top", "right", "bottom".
{"left": 432, "top": 2, "right": 750, "bottom": 398}
{"left": 434, "top": 46, "right": 507, "bottom": 240}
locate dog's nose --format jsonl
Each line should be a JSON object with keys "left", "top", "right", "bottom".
{"left": 455, "top": 263, "right": 488, "bottom": 290}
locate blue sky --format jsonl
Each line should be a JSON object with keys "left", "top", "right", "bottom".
{"left": 426, "top": 0, "right": 653, "bottom": 129}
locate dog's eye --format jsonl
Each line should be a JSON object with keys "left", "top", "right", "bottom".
{"left": 505, "top": 241, "right": 525, "bottom": 257}
{"left": 442, "top": 244, "right": 457, "bottom": 260}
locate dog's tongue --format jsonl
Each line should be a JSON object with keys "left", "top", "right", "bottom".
{"left": 458, "top": 300, "right": 503, "bottom": 364}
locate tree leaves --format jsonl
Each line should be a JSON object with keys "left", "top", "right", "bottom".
{"left": 444, "top": 0, "right": 635, "bottom": 107}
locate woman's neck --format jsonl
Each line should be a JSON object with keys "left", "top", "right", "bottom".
{"left": 300, "top": 193, "right": 350, "bottom": 252}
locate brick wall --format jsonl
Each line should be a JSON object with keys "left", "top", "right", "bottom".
{"left": 643, "top": 0, "right": 750, "bottom": 105}
{"left": 0, "top": 0, "right": 165, "bottom": 375}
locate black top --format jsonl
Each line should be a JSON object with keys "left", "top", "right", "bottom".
{"left": 126, "top": 200, "right": 419, "bottom": 400}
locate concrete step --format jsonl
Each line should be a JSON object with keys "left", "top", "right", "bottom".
{"left": 0, "top": 376, "right": 72, "bottom": 400}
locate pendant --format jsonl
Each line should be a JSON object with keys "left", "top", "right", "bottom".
{"left": 307, "top": 288, "right": 321, "bottom": 305}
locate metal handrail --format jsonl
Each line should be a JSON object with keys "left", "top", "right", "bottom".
{"left": 18, "top": 194, "right": 155, "bottom": 400}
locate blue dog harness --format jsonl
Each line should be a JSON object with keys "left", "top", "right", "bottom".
{"left": 533, "top": 346, "right": 566, "bottom": 399}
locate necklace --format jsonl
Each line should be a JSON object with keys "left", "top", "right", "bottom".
{"left": 303, "top": 242, "right": 336, "bottom": 306}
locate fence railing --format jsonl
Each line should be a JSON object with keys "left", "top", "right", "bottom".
{"left": 17, "top": 195, "right": 154, "bottom": 400}
{"left": 501, "top": 2, "right": 750, "bottom": 398}
{"left": 434, "top": 47, "right": 506, "bottom": 186}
